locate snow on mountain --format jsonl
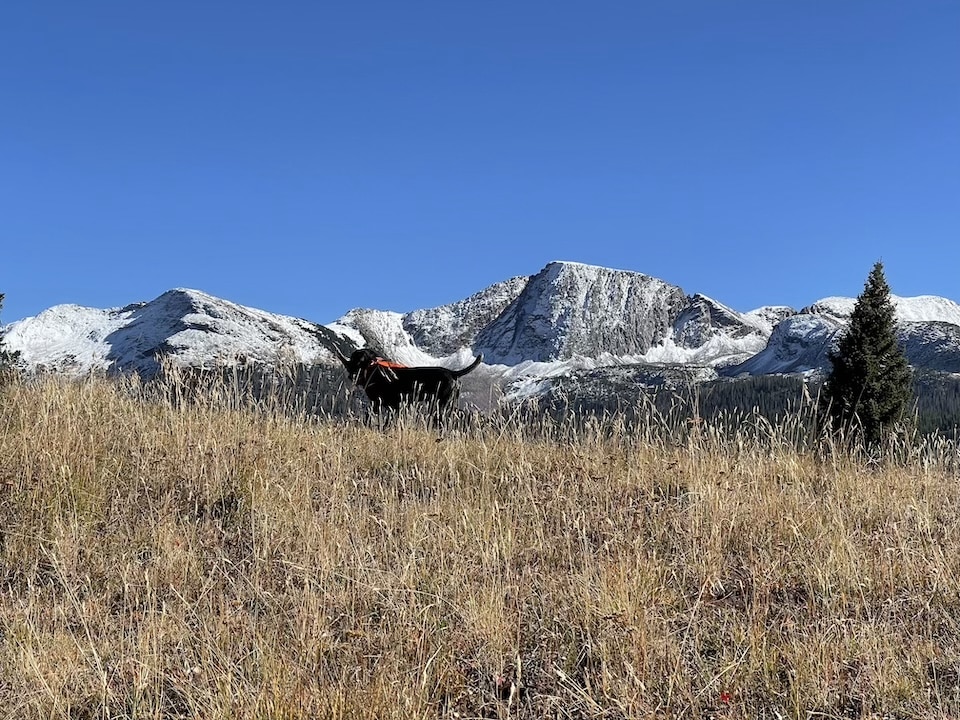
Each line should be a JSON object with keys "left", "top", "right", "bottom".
{"left": 804, "top": 297, "right": 857, "bottom": 321}
{"left": 402, "top": 276, "right": 528, "bottom": 356}
{"left": 727, "top": 294, "right": 960, "bottom": 377}
{"left": 899, "top": 322, "right": 960, "bottom": 373}
{"left": 635, "top": 332, "right": 768, "bottom": 367}
{"left": 473, "top": 261, "right": 689, "bottom": 364}
{"left": 742, "top": 306, "right": 796, "bottom": 334}
{"left": 335, "top": 261, "right": 768, "bottom": 368}
{"left": 673, "top": 294, "right": 752, "bottom": 347}
{"left": 893, "top": 296, "right": 960, "bottom": 325}
{"left": 805, "top": 295, "right": 960, "bottom": 325}
{"left": 329, "top": 308, "right": 425, "bottom": 364}
{"left": 664, "top": 293, "right": 771, "bottom": 365}
{"left": 3, "top": 303, "right": 131, "bottom": 376}
{"left": 4, "top": 288, "right": 342, "bottom": 377}
{"left": 724, "top": 314, "right": 842, "bottom": 377}
{"left": 6, "top": 265, "right": 960, "bottom": 411}
{"left": 328, "top": 305, "right": 492, "bottom": 369}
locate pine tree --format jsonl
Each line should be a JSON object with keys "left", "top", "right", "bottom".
{"left": 821, "top": 262, "right": 913, "bottom": 447}
{"left": 0, "top": 293, "right": 21, "bottom": 383}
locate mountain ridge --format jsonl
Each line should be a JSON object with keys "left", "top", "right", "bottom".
{"left": 5, "top": 261, "right": 960, "bottom": 407}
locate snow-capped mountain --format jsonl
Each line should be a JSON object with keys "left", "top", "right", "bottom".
{"left": 726, "top": 295, "right": 960, "bottom": 376}
{"left": 4, "top": 261, "right": 960, "bottom": 410}
{"left": 403, "top": 276, "right": 529, "bottom": 357}
{"left": 473, "top": 262, "right": 686, "bottom": 364}
{"left": 341, "top": 262, "right": 775, "bottom": 369}
{"left": 3, "top": 288, "right": 345, "bottom": 377}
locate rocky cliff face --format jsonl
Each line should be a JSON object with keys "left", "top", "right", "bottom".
{"left": 474, "top": 262, "right": 689, "bottom": 364}
{"left": 333, "top": 262, "right": 777, "bottom": 368}
{"left": 402, "top": 276, "right": 529, "bottom": 356}
{"left": 672, "top": 294, "right": 764, "bottom": 349}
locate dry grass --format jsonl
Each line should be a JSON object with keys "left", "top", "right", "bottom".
{"left": 1, "top": 373, "right": 960, "bottom": 719}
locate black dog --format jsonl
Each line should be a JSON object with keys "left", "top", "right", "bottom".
{"left": 334, "top": 347, "right": 482, "bottom": 429}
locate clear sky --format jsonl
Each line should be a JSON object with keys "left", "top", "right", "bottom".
{"left": 2, "top": 2, "right": 958, "bottom": 326}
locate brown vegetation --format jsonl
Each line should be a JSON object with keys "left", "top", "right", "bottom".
{"left": 1, "top": 373, "right": 959, "bottom": 718}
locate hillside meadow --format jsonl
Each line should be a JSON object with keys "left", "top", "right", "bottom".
{"left": 1, "top": 373, "right": 959, "bottom": 719}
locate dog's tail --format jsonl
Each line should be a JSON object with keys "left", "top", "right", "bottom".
{"left": 453, "top": 354, "right": 483, "bottom": 378}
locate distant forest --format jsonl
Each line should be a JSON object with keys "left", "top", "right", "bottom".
{"left": 545, "top": 370, "right": 960, "bottom": 440}
{"left": 153, "top": 361, "right": 960, "bottom": 441}
{"left": 655, "top": 372, "right": 960, "bottom": 439}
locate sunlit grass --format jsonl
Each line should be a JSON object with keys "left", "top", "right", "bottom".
{"left": 1, "top": 371, "right": 959, "bottom": 718}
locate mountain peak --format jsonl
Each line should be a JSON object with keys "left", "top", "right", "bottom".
{"left": 474, "top": 262, "right": 687, "bottom": 364}
{"left": 543, "top": 259, "right": 652, "bottom": 279}
{"left": 4, "top": 289, "right": 338, "bottom": 377}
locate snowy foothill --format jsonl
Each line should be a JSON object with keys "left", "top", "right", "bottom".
{"left": 4, "top": 288, "right": 334, "bottom": 377}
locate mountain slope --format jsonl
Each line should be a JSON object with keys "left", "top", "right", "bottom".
{"left": 473, "top": 262, "right": 688, "bottom": 364}
{"left": 402, "top": 276, "right": 529, "bottom": 356}
{"left": 726, "top": 295, "right": 960, "bottom": 376}
{"left": 4, "top": 288, "right": 344, "bottom": 377}
{"left": 331, "top": 261, "right": 775, "bottom": 369}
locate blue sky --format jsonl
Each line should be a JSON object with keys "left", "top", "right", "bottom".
{"left": 2, "top": 2, "right": 958, "bottom": 326}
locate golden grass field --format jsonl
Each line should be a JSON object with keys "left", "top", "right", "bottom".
{"left": 1, "top": 374, "right": 959, "bottom": 719}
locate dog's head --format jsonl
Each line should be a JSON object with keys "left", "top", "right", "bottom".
{"left": 334, "top": 347, "right": 397, "bottom": 385}
{"left": 334, "top": 347, "right": 375, "bottom": 377}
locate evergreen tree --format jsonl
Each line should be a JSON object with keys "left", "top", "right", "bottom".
{"left": 0, "top": 293, "right": 21, "bottom": 383}
{"left": 821, "top": 262, "right": 912, "bottom": 446}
